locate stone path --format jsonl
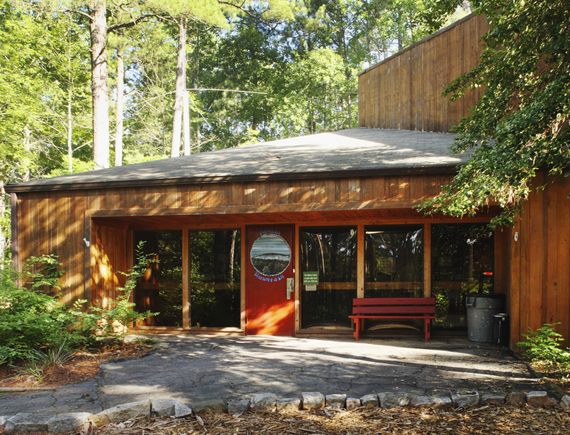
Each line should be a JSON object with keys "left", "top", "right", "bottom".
{"left": 0, "top": 335, "right": 542, "bottom": 416}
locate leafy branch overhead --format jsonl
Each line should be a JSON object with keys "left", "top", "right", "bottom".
{"left": 419, "top": 0, "right": 570, "bottom": 227}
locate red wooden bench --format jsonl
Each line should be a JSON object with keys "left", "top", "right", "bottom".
{"left": 349, "top": 297, "right": 436, "bottom": 342}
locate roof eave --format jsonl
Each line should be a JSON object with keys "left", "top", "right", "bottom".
{"left": 5, "top": 164, "right": 461, "bottom": 194}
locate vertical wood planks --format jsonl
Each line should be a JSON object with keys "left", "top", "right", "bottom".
{"left": 509, "top": 219, "right": 521, "bottom": 349}
{"left": 528, "top": 172, "right": 544, "bottom": 332}
{"left": 357, "top": 14, "right": 489, "bottom": 132}
{"left": 556, "top": 174, "right": 570, "bottom": 342}
{"left": 294, "top": 224, "right": 301, "bottom": 332}
{"left": 240, "top": 224, "right": 246, "bottom": 330}
{"left": 546, "top": 178, "right": 558, "bottom": 325}
{"left": 357, "top": 224, "right": 365, "bottom": 298}
{"left": 182, "top": 229, "right": 190, "bottom": 329}
{"left": 423, "top": 223, "right": 431, "bottom": 297}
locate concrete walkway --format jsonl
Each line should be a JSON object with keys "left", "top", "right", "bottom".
{"left": 0, "top": 335, "right": 542, "bottom": 416}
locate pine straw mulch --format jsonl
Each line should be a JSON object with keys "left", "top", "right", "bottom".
{"left": 3, "top": 405, "right": 560, "bottom": 435}
{"left": 0, "top": 343, "right": 154, "bottom": 389}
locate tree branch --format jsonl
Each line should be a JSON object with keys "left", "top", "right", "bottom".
{"left": 107, "top": 14, "right": 162, "bottom": 33}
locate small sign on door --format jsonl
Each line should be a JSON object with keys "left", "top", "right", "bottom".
{"left": 303, "top": 271, "right": 319, "bottom": 285}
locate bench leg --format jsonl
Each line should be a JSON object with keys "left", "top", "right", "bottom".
{"left": 354, "top": 318, "right": 360, "bottom": 341}
{"left": 424, "top": 318, "right": 430, "bottom": 342}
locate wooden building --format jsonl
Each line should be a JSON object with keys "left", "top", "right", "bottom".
{"left": 6, "top": 14, "right": 570, "bottom": 347}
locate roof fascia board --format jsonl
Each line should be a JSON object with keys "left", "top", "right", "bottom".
{"left": 5, "top": 165, "right": 460, "bottom": 194}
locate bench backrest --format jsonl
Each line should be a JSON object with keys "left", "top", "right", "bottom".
{"left": 352, "top": 297, "right": 436, "bottom": 315}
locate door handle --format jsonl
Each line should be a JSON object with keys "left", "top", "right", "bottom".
{"left": 286, "top": 278, "right": 294, "bottom": 300}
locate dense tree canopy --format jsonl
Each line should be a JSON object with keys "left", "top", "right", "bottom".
{"left": 0, "top": 0, "right": 436, "bottom": 260}
{"left": 420, "top": 0, "right": 570, "bottom": 227}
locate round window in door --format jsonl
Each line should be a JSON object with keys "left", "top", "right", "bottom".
{"left": 250, "top": 234, "right": 291, "bottom": 277}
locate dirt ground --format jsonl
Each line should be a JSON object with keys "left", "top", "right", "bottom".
{"left": 0, "top": 343, "right": 153, "bottom": 389}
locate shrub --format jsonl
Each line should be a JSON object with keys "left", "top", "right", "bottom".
{"left": 517, "top": 323, "right": 570, "bottom": 372}
{"left": 0, "top": 242, "right": 158, "bottom": 362}
{"left": 0, "top": 255, "right": 73, "bottom": 361}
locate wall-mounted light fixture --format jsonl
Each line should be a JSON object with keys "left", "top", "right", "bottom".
{"left": 514, "top": 232, "right": 519, "bottom": 242}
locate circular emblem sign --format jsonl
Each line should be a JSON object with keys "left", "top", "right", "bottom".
{"left": 250, "top": 234, "right": 291, "bottom": 277}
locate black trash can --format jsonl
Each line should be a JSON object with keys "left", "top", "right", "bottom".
{"left": 465, "top": 293, "right": 505, "bottom": 343}
{"left": 492, "top": 313, "right": 510, "bottom": 346}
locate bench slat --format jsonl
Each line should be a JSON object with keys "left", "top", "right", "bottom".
{"left": 353, "top": 297, "right": 436, "bottom": 306}
{"left": 349, "top": 315, "right": 436, "bottom": 319}
{"left": 353, "top": 306, "right": 436, "bottom": 315}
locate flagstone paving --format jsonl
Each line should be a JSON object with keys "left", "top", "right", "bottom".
{"left": 0, "top": 335, "right": 542, "bottom": 416}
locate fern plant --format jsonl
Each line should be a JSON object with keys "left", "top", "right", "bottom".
{"left": 518, "top": 323, "right": 570, "bottom": 372}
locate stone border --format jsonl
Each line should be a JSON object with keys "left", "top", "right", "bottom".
{"left": 1, "top": 390, "right": 568, "bottom": 432}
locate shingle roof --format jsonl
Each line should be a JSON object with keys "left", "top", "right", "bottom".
{"left": 5, "top": 128, "right": 466, "bottom": 193}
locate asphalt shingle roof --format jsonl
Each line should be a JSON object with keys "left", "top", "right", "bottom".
{"left": 6, "top": 128, "right": 466, "bottom": 193}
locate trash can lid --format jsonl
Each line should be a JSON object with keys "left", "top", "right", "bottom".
{"left": 470, "top": 293, "right": 505, "bottom": 298}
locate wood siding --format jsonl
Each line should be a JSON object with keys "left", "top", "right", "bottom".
{"left": 358, "top": 14, "right": 489, "bottom": 132}
{"left": 13, "top": 174, "right": 460, "bottom": 307}
{"left": 504, "top": 172, "right": 570, "bottom": 348}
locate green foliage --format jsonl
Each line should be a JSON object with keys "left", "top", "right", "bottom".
{"left": 419, "top": 0, "right": 570, "bottom": 227}
{"left": 0, "top": 244, "right": 158, "bottom": 363}
{"left": 0, "top": 2, "right": 92, "bottom": 183}
{"left": 272, "top": 47, "right": 358, "bottom": 136}
{"left": 11, "top": 354, "right": 47, "bottom": 384}
{"left": 518, "top": 323, "right": 570, "bottom": 372}
{"left": 29, "top": 341, "right": 75, "bottom": 367}
{"left": 92, "top": 241, "right": 158, "bottom": 341}
{"left": 434, "top": 290, "right": 450, "bottom": 319}
{"left": 0, "top": 255, "right": 72, "bottom": 361}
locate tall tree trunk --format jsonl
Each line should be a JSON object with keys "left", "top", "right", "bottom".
{"left": 23, "top": 125, "right": 31, "bottom": 182}
{"left": 183, "top": 90, "right": 190, "bottom": 155}
{"left": 67, "top": 91, "right": 73, "bottom": 173}
{"left": 115, "top": 37, "right": 124, "bottom": 166}
{"left": 0, "top": 180, "right": 5, "bottom": 267}
{"left": 67, "top": 25, "right": 74, "bottom": 174}
{"left": 90, "top": 0, "right": 110, "bottom": 169}
{"left": 229, "top": 230, "right": 236, "bottom": 279}
{"left": 171, "top": 17, "right": 187, "bottom": 158}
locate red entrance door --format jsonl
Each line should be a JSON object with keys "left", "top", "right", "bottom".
{"left": 245, "top": 226, "right": 295, "bottom": 335}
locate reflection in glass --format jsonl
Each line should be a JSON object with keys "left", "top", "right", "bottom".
{"left": 300, "top": 227, "right": 357, "bottom": 329}
{"left": 431, "top": 224, "right": 494, "bottom": 331}
{"left": 365, "top": 226, "right": 423, "bottom": 298}
{"left": 250, "top": 234, "right": 291, "bottom": 276}
{"left": 191, "top": 230, "right": 240, "bottom": 328}
{"left": 134, "top": 231, "right": 182, "bottom": 327}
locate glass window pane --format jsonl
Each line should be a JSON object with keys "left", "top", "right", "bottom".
{"left": 250, "top": 234, "right": 291, "bottom": 276}
{"left": 190, "top": 230, "right": 240, "bottom": 328}
{"left": 431, "top": 224, "right": 494, "bottom": 331}
{"left": 134, "top": 231, "right": 182, "bottom": 327}
{"left": 300, "top": 227, "right": 357, "bottom": 329}
{"left": 365, "top": 226, "right": 424, "bottom": 298}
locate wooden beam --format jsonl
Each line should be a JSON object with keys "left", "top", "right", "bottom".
{"left": 423, "top": 223, "right": 431, "bottom": 297}
{"left": 84, "top": 211, "right": 93, "bottom": 306}
{"left": 182, "top": 229, "right": 190, "bottom": 329}
{"left": 295, "top": 224, "right": 300, "bottom": 333}
{"left": 10, "top": 193, "right": 20, "bottom": 283}
{"left": 240, "top": 224, "right": 246, "bottom": 331}
{"left": 357, "top": 224, "right": 365, "bottom": 298}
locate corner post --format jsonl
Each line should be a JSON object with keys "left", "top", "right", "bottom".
{"left": 424, "top": 223, "right": 431, "bottom": 297}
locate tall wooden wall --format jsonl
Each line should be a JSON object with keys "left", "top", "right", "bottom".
{"left": 503, "top": 172, "right": 570, "bottom": 347}
{"left": 11, "top": 173, "right": 457, "bottom": 307}
{"left": 358, "top": 14, "right": 489, "bottom": 132}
